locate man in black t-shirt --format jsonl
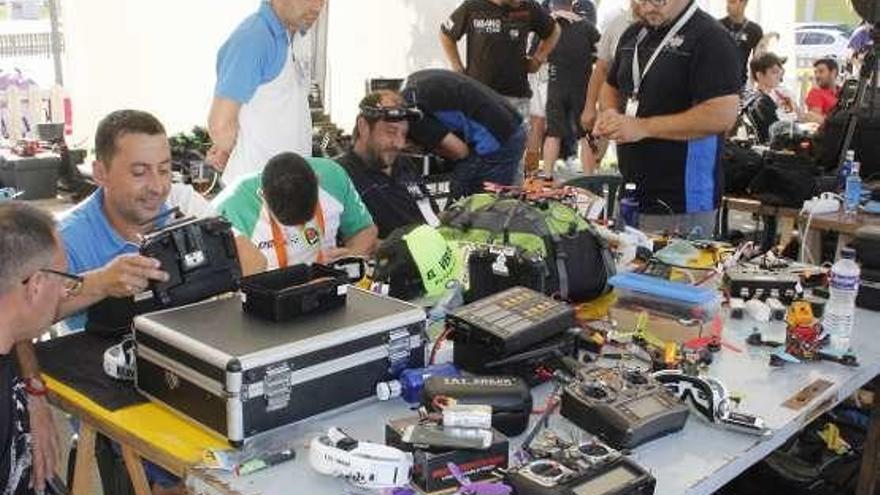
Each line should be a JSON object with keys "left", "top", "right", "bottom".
{"left": 336, "top": 91, "right": 438, "bottom": 238}
{"left": 542, "top": 0, "right": 600, "bottom": 174}
{"left": 719, "top": 0, "right": 763, "bottom": 88}
{"left": 440, "top": 0, "right": 560, "bottom": 119}
{"left": 595, "top": 0, "right": 741, "bottom": 236}
{"left": 402, "top": 69, "right": 527, "bottom": 200}
{"left": 0, "top": 203, "right": 69, "bottom": 495}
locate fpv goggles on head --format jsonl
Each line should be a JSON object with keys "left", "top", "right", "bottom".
{"left": 359, "top": 103, "right": 422, "bottom": 122}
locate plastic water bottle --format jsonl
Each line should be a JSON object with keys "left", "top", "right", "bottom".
{"left": 620, "top": 183, "right": 639, "bottom": 229}
{"left": 845, "top": 161, "right": 862, "bottom": 215}
{"left": 823, "top": 248, "right": 861, "bottom": 352}
{"left": 375, "top": 363, "right": 460, "bottom": 403}
{"left": 838, "top": 149, "right": 855, "bottom": 192}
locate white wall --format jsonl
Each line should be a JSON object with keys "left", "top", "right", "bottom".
{"left": 60, "top": 0, "right": 255, "bottom": 145}
{"left": 324, "top": 0, "right": 461, "bottom": 132}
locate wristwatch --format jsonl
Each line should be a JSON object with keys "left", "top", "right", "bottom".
{"left": 23, "top": 376, "right": 48, "bottom": 397}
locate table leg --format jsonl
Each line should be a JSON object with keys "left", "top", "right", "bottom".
{"left": 761, "top": 214, "right": 777, "bottom": 252}
{"left": 805, "top": 230, "right": 823, "bottom": 264}
{"left": 778, "top": 217, "right": 796, "bottom": 251}
{"left": 71, "top": 424, "right": 96, "bottom": 495}
{"left": 121, "top": 445, "right": 153, "bottom": 495}
{"left": 719, "top": 199, "right": 729, "bottom": 239}
{"left": 836, "top": 233, "right": 853, "bottom": 260}
{"left": 856, "top": 377, "right": 880, "bottom": 495}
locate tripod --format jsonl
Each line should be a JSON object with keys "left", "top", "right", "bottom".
{"left": 836, "top": 27, "right": 880, "bottom": 172}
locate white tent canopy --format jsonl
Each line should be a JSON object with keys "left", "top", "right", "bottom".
{"left": 59, "top": 0, "right": 798, "bottom": 146}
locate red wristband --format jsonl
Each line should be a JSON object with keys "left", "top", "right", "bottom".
{"left": 23, "top": 376, "right": 48, "bottom": 397}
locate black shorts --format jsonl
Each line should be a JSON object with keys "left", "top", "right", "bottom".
{"left": 545, "top": 86, "right": 587, "bottom": 139}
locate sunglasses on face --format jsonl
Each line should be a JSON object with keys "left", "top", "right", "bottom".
{"left": 22, "top": 268, "right": 84, "bottom": 297}
{"left": 635, "top": 0, "right": 669, "bottom": 6}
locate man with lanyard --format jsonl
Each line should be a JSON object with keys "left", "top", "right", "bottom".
{"left": 720, "top": 0, "right": 763, "bottom": 89}
{"left": 335, "top": 91, "right": 439, "bottom": 238}
{"left": 440, "top": 0, "right": 560, "bottom": 122}
{"left": 594, "top": 0, "right": 740, "bottom": 236}
{"left": 214, "top": 152, "right": 378, "bottom": 270}
{"left": 207, "top": 0, "right": 325, "bottom": 185}
{"left": 402, "top": 69, "right": 527, "bottom": 201}
{"left": 581, "top": 1, "right": 640, "bottom": 170}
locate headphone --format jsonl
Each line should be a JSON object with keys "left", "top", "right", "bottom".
{"left": 308, "top": 427, "right": 412, "bottom": 489}
{"left": 103, "top": 336, "right": 136, "bottom": 381}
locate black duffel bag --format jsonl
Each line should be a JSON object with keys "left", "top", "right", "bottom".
{"left": 747, "top": 151, "right": 819, "bottom": 208}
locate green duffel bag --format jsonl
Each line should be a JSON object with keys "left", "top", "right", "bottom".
{"left": 439, "top": 193, "right": 615, "bottom": 302}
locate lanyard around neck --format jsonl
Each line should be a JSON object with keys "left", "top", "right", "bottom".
{"left": 632, "top": 1, "right": 699, "bottom": 98}
{"left": 269, "top": 200, "right": 326, "bottom": 268}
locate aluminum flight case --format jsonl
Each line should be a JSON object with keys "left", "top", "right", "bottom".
{"left": 133, "top": 287, "right": 426, "bottom": 445}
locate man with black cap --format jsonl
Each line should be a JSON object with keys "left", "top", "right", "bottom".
{"left": 335, "top": 91, "right": 439, "bottom": 238}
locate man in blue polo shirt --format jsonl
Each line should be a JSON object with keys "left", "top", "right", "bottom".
{"left": 59, "top": 110, "right": 265, "bottom": 333}
{"left": 207, "top": 0, "right": 325, "bottom": 184}
{"left": 57, "top": 110, "right": 264, "bottom": 494}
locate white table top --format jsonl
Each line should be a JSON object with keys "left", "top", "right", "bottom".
{"left": 187, "top": 309, "right": 880, "bottom": 495}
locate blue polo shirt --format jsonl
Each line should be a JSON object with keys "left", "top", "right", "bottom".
{"left": 215, "top": 1, "right": 291, "bottom": 103}
{"left": 58, "top": 189, "right": 169, "bottom": 330}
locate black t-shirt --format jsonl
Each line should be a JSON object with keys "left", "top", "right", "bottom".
{"left": 0, "top": 354, "right": 32, "bottom": 495}
{"left": 608, "top": 4, "right": 741, "bottom": 214}
{"left": 335, "top": 151, "right": 437, "bottom": 239}
{"left": 403, "top": 69, "right": 523, "bottom": 157}
{"left": 442, "top": 0, "right": 556, "bottom": 98}
{"left": 547, "top": 15, "right": 600, "bottom": 94}
{"left": 719, "top": 17, "right": 763, "bottom": 85}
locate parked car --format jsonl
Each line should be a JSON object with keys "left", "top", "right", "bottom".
{"left": 794, "top": 22, "right": 853, "bottom": 37}
{"left": 795, "top": 28, "right": 850, "bottom": 67}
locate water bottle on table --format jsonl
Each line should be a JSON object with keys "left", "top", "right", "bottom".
{"left": 823, "top": 248, "right": 860, "bottom": 352}
{"left": 845, "top": 161, "right": 862, "bottom": 216}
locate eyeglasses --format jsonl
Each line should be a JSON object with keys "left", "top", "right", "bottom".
{"left": 22, "top": 268, "right": 84, "bottom": 297}
{"left": 634, "top": 0, "right": 669, "bottom": 6}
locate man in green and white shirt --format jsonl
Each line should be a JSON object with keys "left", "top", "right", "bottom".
{"left": 213, "top": 152, "right": 378, "bottom": 269}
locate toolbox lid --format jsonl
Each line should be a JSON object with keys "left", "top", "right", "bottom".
{"left": 134, "top": 287, "right": 426, "bottom": 369}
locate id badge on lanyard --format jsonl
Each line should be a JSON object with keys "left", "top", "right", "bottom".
{"left": 630, "top": 2, "right": 698, "bottom": 117}
{"left": 625, "top": 98, "right": 639, "bottom": 117}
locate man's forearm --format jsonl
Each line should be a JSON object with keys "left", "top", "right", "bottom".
{"left": 14, "top": 341, "right": 40, "bottom": 377}
{"left": 598, "top": 82, "right": 621, "bottom": 114}
{"left": 533, "top": 24, "right": 561, "bottom": 63}
{"left": 344, "top": 226, "right": 379, "bottom": 257}
{"left": 586, "top": 60, "right": 609, "bottom": 110}
{"left": 804, "top": 108, "right": 825, "bottom": 124}
{"left": 439, "top": 32, "right": 465, "bottom": 72}
{"left": 207, "top": 98, "right": 241, "bottom": 156}
{"left": 642, "top": 95, "right": 739, "bottom": 141}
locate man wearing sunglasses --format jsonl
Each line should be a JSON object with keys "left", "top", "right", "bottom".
{"left": 335, "top": 90, "right": 439, "bottom": 238}
{"left": 594, "top": 0, "right": 741, "bottom": 235}
{"left": 0, "top": 202, "right": 70, "bottom": 495}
